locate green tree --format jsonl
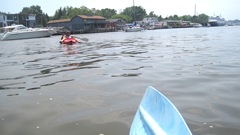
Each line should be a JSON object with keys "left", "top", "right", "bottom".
{"left": 90, "top": 8, "right": 102, "bottom": 16}
{"left": 21, "top": 7, "right": 32, "bottom": 14}
{"left": 168, "top": 15, "right": 179, "bottom": 20}
{"left": 21, "top": 5, "right": 45, "bottom": 27}
{"left": 157, "top": 15, "right": 163, "bottom": 21}
{"left": 58, "top": 7, "right": 63, "bottom": 19}
{"left": 111, "top": 14, "right": 132, "bottom": 23}
{"left": 181, "top": 15, "right": 192, "bottom": 21}
{"left": 45, "top": 13, "right": 49, "bottom": 22}
{"left": 100, "top": 8, "right": 117, "bottom": 19}
{"left": 79, "top": 6, "right": 92, "bottom": 15}
{"left": 67, "top": 7, "right": 80, "bottom": 18}
{"left": 197, "top": 13, "right": 209, "bottom": 25}
{"left": 148, "top": 11, "right": 157, "bottom": 17}
{"left": 191, "top": 15, "right": 197, "bottom": 23}
{"left": 173, "top": 15, "right": 179, "bottom": 20}
{"left": 122, "top": 6, "right": 147, "bottom": 21}
{"left": 52, "top": 6, "right": 94, "bottom": 19}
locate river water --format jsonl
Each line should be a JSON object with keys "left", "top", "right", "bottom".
{"left": 0, "top": 26, "right": 240, "bottom": 135}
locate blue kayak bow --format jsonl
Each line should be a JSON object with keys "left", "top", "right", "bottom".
{"left": 130, "top": 86, "right": 192, "bottom": 135}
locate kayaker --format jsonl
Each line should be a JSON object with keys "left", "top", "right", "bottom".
{"left": 61, "top": 31, "right": 79, "bottom": 43}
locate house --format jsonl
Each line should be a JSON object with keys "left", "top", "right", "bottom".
{"left": 47, "top": 18, "right": 71, "bottom": 29}
{"left": 0, "top": 13, "right": 7, "bottom": 27}
{"left": 106, "top": 19, "right": 126, "bottom": 30}
{"left": 0, "top": 13, "right": 36, "bottom": 28}
{"left": 47, "top": 15, "right": 115, "bottom": 33}
{"left": 142, "top": 17, "right": 158, "bottom": 26}
{"left": 162, "top": 20, "right": 192, "bottom": 28}
{"left": 140, "top": 17, "right": 160, "bottom": 29}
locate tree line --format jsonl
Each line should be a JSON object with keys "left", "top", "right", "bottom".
{"left": 3, "top": 5, "right": 209, "bottom": 27}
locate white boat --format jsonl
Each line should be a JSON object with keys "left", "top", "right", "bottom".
{"left": 208, "top": 16, "right": 226, "bottom": 26}
{"left": 193, "top": 23, "right": 203, "bottom": 28}
{"left": 124, "top": 22, "right": 143, "bottom": 32}
{"left": 124, "top": 0, "right": 144, "bottom": 32}
{"left": 0, "top": 25, "right": 52, "bottom": 40}
{"left": 125, "top": 26, "right": 143, "bottom": 32}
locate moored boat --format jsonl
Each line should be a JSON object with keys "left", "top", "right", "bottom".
{"left": 130, "top": 86, "right": 192, "bottom": 135}
{"left": 0, "top": 25, "right": 52, "bottom": 40}
{"left": 124, "top": 22, "right": 143, "bottom": 32}
{"left": 193, "top": 23, "right": 203, "bottom": 28}
{"left": 124, "top": 0, "right": 144, "bottom": 32}
{"left": 208, "top": 16, "right": 226, "bottom": 26}
{"left": 125, "top": 26, "right": 143, "bottom": 32}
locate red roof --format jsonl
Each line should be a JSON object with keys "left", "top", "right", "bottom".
{"left": 47, "top": 18, "right": 71, "bottom": 24}
{"left": 77, "top": 15, "right": 105, "bottom": 20}
{"left": 47, "top": 15, "right": 106, "bottom": 24}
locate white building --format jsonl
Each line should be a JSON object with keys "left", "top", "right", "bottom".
{"left": 0, "top": 13, "right": 36, "bottom": 28}
{"left": 142, "top": 17, "right": 158, "bottom": 26}
{"left": 0, "top": 14, "right": 7, "bottom": 27}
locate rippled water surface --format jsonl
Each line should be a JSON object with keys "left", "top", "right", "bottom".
{"left": 1, "top": 26, "right": 240, "bottom": 135}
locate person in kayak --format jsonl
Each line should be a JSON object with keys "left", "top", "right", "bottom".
{"left": 60, "top": 31, "right": 79, "bottom": 43}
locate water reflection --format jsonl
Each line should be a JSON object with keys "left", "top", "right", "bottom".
{"left": 40, "top": 79, "right": 74, "bottom": 87}
{"left": 111, "top": 73, "right": 142, "bottom": 77}
{"left": 62, "top": 44, "right": 80, "bottom": 55}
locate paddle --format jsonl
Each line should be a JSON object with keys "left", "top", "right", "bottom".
{"left": 75, "top": 37, "right": 89, "bottom": 42}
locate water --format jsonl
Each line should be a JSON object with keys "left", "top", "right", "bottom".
{"left": 0, "top": 26, "right": 240, "bottom": 135}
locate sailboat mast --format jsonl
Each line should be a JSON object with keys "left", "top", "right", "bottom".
{"left": 133, "top": 0, "right": 135, "bottom": 21}
{"left": 194, "top": 4, "right": 196, "bottom": 16}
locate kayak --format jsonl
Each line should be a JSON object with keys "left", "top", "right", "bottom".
{"left": 130, "top": 86, "right": 192, "bottom": 135}
{"left": 60, "top": 38, "right": 78, "bottom": 45}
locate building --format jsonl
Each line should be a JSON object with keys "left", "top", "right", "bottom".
{"left": 142, "top": 17, "right": 158, "bottom": 26}
{"left": 160, "top": 20, "right": 192, "bottom": 28}
{"left": 0, "top": 13, "right": 36, "bottom": 28}
{"left": 47, "top": 15, "right": 116, "bottom": 33}
{"left": 139, "top": 17, "right": 161, "bottom": 29}
{"left": 106, "top": 19, "right": 126, "bottom": 30}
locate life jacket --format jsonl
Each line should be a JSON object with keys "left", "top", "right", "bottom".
{"left": 61, "top": 37, "right": 77, "bottom": 44}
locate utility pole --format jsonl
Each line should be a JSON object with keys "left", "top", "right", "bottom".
{"left": 41, "top": 13, "right": 43, "bottom": 27}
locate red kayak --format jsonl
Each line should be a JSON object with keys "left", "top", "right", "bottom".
{"left": 61, "top": 38, "right": 78, "bottom": 45}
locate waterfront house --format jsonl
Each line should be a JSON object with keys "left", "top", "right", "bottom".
{"left": 142, "top": 17, "right": 158, "bottom": 26}
{"left": 106, "top": 19, "right": 126, "bottom": 30}
{"left": 0, "top": 13, "right": 36, "bottom": 28}
{"left": 141, "top": 17, "right": 157, "bottom": 29}
{"left": 47, "top": 15, "right": 115, "bottom": 33}
{"left": 160, "top": 20, "right": 192, "bottom": 28}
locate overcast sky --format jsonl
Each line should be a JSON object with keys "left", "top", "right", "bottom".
{"left": 0, "top": 0, "right": 239, "bottom": 20}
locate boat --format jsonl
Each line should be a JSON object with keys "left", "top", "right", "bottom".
{"left": 193, "top": 23, "right": 203, "bottom": 28}
{"left": 124, "top": 22, "right": 143, "bottom": 32}
{"left": 125, "top": 26, "right": 143, "bottom": 32}
{"left": 60, "top": 37, "right": 78, "bottom": 45}
{"left": 124, "top": 0, "right": 144, "bottom": 32}
{"left": 208, "top": 16, "right": 226, "bottom": 26}
{"left": 0, "top": 25, "right": 52, "bottom": 40}
{"left": 130, "top": 86, "right": 192, "bottom": 135}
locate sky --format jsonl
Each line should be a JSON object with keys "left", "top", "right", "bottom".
{"left": 0, "top": 0, "right": 239, "bottom": 20}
